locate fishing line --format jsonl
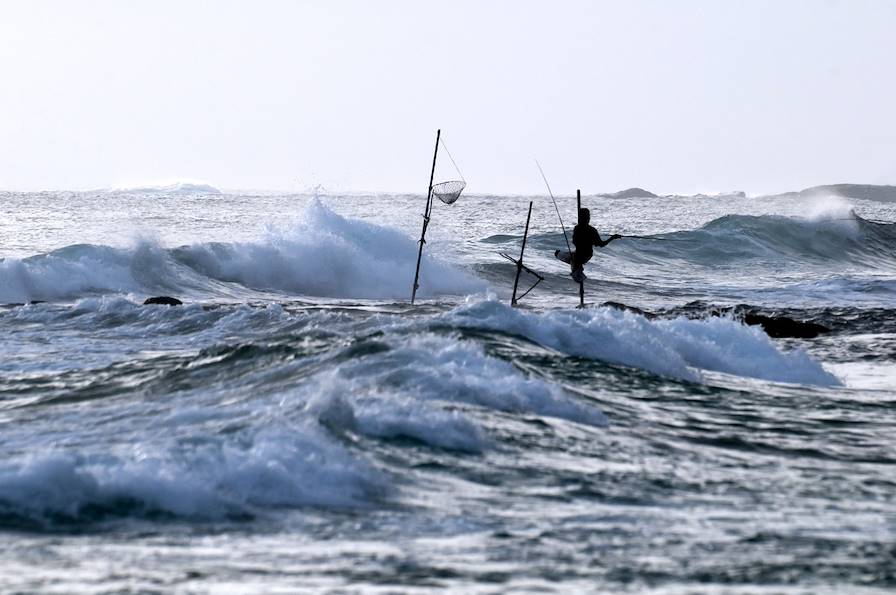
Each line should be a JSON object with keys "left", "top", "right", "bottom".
{"left": 618, "top": 215, "right": 895, "bottom": 242}
{"left": 621, "top": 235, "right": 687, "bottom": 242}
{"left": 439, "top": 137, "right": 466, "bottom": 182}
{"left": 535, "top": 159, "right": 571, "bottom": 253}
{"left": 822, "top": 217, "right": 893, "bottom": 224}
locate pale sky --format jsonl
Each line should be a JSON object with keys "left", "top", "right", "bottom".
{"left": 2, "top": 0, "right": 895, "bottom": 195}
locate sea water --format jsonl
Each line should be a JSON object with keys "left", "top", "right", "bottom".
{"left": 1, "top": 187, "right": 894, "bottom": 593}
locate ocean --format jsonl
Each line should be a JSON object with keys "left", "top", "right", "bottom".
{"left": 1, "top": 185, "right": 894, "bottom": 593}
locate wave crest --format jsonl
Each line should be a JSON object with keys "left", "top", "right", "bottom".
{"left": 0, "top": 200, "right": 485, "bottom": 303}
{"left": 632, "top": 212, "right": 896, "bottom": 267}
{"left": 445, "top": 300, "right": 839, "bottom": 386}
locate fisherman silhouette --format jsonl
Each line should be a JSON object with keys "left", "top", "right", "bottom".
{"left": 555, "top": 208, "right": 621, "bottom": 283}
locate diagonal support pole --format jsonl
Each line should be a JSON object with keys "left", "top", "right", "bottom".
{"left": 511, "top": 201, "right": 534, "bottom": 307}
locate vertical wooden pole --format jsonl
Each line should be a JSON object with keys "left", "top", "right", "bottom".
{"left": 511, "top": 201, "right": 534, "bottom": 307}
{"left": 577, "top": 189, "right": 584, "bottom": 308}
{"left": 411, "top": 129, "right": 440, "bottom": 304}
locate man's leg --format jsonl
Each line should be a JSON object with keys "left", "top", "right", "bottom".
{"left": 554, "top": 249, "right": 574, "bottom": 265}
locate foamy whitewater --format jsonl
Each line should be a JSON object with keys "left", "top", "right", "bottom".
{"left": 1, "top": 187, "right": 894, "bottom": 593}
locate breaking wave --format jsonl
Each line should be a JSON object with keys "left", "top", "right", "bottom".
{"left": 0, "top": 423, "right": 390, "bottom": 527}
{"left": 444, "top": 300, "right": 839, "bottom": 386}
{"left": 0, "top": 200, "right": 485, "bottom": 303}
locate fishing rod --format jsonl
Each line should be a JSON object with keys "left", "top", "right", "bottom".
{"left": 619, "top": 234, "right": 687, "bottom": 242}
{"left": 616, "top": 217, "right": 894, "bottom": 241}
{"left": 822, "top": 217, "right": 893, "bottom": 224}
{"left": 535, "top": 159, "right": 571, "bottom": 253}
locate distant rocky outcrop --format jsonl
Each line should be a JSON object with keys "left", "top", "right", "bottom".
{"left": 800, "top": 184, "right": 896, "bottom": 203}
{"left": 600, "top": 187, "right": 659, "bottom": 199}
{"left": 688, "top": 190, "right": 748, "bottom": 199}
{"left": 109, "top": 183, "right": 222, "bottom": 195}
{"left": 769, "top": 183, "right": 896, "bottom": 203}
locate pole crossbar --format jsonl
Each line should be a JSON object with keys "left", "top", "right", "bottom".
{"left": 511, "top": 201, "right": 535, "bottom": 306}
{"left": 499, "top": 251, "right": 544, "bottom": 305}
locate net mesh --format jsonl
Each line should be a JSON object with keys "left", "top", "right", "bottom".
{"left": 431, "top": 180, "right": 465, "bottom": 205}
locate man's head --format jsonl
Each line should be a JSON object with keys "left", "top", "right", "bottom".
{"left": 579, "top": 208, "right": 591, "bottom": 224}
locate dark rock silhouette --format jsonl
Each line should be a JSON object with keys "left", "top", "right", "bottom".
{"left": 805, "top": 183, "right": 896, "bottom": 202}
{"left": 143, "top": 296, "right": 183, "bottom": 306}
{"left": 769, "top": 183, "right": 896, "bottom": 203}
{"left": 602, "top": 301, "right": 657, "bottom": 319}
{"left": 740, "top": 312, "right": 829, "bottom": 339}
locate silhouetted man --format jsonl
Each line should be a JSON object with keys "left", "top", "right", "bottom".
{"left": 555, "top": 208, "right": 621, "bottom": 283}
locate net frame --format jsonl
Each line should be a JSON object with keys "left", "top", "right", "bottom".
{"left": 431, "top": 180, "right": 465, "bottom": 205}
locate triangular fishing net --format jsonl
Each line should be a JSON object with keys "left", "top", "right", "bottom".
{"left": 432, "top": 180, "right": 465, "bottom": 205}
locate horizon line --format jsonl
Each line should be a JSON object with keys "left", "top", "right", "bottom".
{"left": 2, "top": 181, "right": 894, "bottom": 198}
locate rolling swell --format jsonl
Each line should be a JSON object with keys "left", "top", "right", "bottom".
{"left": 621, "top": 213, "right": 896, "bottom": 267}
{"left": 5, "top": 209, "right": 891, "bottom": 305}
{"left": 485, "top": 213, "right": 896, "bottom": 268}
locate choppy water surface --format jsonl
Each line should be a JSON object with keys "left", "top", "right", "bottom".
{"left": 1, "top": 187, "right": 894, "bottom": 593}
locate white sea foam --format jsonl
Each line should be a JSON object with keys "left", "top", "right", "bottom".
{"left": 802, "top": 194, "right": 858, "bottom": 222}
{"left": 445, "top": 299, "right": 840, "bottom": 386}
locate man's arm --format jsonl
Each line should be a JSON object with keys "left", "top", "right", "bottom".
{"left": 592, "top": 228, "right": 622, "bottom": 248}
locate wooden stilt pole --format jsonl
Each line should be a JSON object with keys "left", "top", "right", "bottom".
{"left": 511, "top": 201, "right": 534, "bottom": 307}
{"left": 411, "top": 129, "right": 440, "bottom": 304}
{"left": 577, "top": 189, "right": 585, "bottom": 308}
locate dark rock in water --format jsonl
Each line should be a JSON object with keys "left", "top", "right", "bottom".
{"left": 143, "top": 296, "right": 183, "bottom": 306}
{"left": 708, "top": 305, "right": 831, "bottom": 339}
{"left": 602, "top": 301, "right": 657, "bottom": 319}
{"left": 3, "top": 301, "right": 47, "bottom": 308}
{"left": 741, "top": 312, "right": 830, "bottom": 339}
